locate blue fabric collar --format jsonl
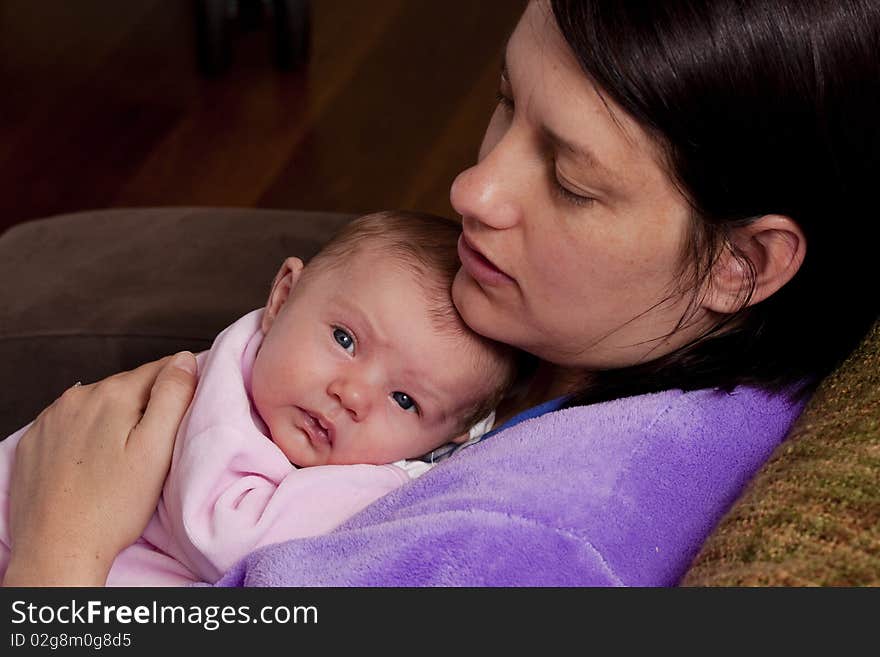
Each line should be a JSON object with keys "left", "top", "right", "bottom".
{"left": 476, "top": 396, "right": 568, "bottom": 444}
{"left": 417, "top": 396, "right": 568, "bottom": 464}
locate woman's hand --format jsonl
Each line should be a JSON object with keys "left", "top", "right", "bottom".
{"left": 2, "top": 352, "right": 198, "bottom": 586}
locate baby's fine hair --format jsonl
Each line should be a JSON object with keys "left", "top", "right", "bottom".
{"left": 305, "top": 211, "right": 464, "bottom": 335}
{"left": 306, "top": 210, "right": 516, "bottom": 438}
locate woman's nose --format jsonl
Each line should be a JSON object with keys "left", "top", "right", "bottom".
{"left": 450, "top": 139, "right": 522, "bottom": 230}
{"left": 327, "top": 377, "right": 371, "bottom": 421}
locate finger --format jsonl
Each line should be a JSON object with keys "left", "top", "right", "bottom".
{"left": 112, "top": 354, "right": 177, "bottom": 411}
{"left": 128, "top": 351, "right": 198, "bottom": 460}
{"left": 125, "top": 353, "right": 176, "bottom": 378}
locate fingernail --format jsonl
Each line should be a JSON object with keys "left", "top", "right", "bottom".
{"left": 172, "top": 351, "right": 197, "bottom": 375}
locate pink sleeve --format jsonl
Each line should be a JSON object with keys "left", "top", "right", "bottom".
{"left": 0, "top": 423, "right": 30, "bottom": 577}
{"left": 157, "top": 424, "right": 410, "bottom": 582}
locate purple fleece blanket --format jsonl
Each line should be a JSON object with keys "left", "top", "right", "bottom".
{"left": 214, "top": 386, "right": 803, "bottom": 586}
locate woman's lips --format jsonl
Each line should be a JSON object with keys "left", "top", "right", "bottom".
{"left": 457, "top": 234, "right": 515, "bottom": 287}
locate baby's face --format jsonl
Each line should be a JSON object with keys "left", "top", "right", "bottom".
{"left": 251, "top": 249, "right": 495, "bottom": 467}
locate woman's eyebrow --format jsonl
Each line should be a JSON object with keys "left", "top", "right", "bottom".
{"left": 543, "top": 124, "right": 615, "bottom": 181}
{"left": 500, "top": 45, "right": 619, "bottom": 189}
{"left": 500, "top": 31, "right": 514, "bottom": 80}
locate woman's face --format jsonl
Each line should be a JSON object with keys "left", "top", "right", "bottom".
{"left": 451, "top": 0, "right": 713, "bottom": 369}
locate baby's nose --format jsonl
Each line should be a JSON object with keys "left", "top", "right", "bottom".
{"left": 328, "top": 377, "right": 372, "bottom": 420}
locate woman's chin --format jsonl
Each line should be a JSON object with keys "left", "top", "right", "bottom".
{"left": 452, "top": 271, "right": 494, "bottom": 333}
{"left": 452, "top": 269, "right": 526, "bottom": 348}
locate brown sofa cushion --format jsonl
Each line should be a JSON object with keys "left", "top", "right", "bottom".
{"left": 0, "top": 208, "right": 353, "bottom": 436}
{"left": 1, "top": 207, "right": 876, "bottom": 585}
{"left": 682, "top": 318, "right": 880, "bottom": 586}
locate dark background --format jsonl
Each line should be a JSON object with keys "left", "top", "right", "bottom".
{"left": 0, "top": 0, "right": 524, "bottom": 235}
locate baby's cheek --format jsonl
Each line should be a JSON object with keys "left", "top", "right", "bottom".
{"left": 248, "top": 372, "right": 279, "bottom": 442}
{"left": 249, "top": 356, "right": 273, "bottom": 415}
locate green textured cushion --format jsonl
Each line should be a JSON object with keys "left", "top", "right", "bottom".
{"left": 682, "top": 319, "right": 880, "bottom": 586}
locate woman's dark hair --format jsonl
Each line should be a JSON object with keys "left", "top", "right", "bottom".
{"left": 550, "top": 0, "right": 879, "bottom": 405}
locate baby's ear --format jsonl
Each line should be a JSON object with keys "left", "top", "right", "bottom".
{"left": 261, "top": 257, "right": 304, "bottom": 334}
{"left": 450, "top": 432, "right": 471, "bottom": 445}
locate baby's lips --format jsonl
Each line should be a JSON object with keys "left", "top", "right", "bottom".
{"left": 302, "top": 409, "right": 333, "bottom": 446}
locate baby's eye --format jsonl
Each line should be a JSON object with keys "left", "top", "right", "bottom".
{"left": 333, "top": 327, "right": 355, "bottom": 354}
{"left": 391, "top": 391, "right": 419, "bottom": 414}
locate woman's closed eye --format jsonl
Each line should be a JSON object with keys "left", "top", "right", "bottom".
{"left": 552, "top": 172, "right": 595, "bottom": 208}
{"left": 333, "top": 327, "right": 356, "bottom": 354}
{"left": 495, "top": 89, "right": 514, "bottom": 112}
{"left": 495, "top": 83, "right": 593, "bottom": 208}
{"left": 391, "top": 391, "right": 420, "bottom": 415}
{"left": 497, "top": 65, "right": 514, "bottom": 111}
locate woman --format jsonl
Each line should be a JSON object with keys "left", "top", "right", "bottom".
{"left": 4, "top": 0, "right": 878, "bottom": 586}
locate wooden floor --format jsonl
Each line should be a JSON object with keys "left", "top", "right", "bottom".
{"left": 0, "top": 0, "right": 524, "bottom": 235}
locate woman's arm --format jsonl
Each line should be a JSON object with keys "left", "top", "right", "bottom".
{"left": 2, "top": 352, "right": 198, "bottom": 586}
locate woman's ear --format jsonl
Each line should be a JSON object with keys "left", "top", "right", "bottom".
{"left": 261, "top": 257, "right": 305, "bottom": 334}
{"left": 702, "top": 214, "right": 806, "bottom": 314}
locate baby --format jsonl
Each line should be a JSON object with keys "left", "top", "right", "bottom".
{"left": 0, "top": 211, "right": 516, "bottom": 585}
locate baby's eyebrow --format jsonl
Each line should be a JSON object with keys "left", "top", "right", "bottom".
{"left": 403, "top": 361, "right": 463, "bottom": 420}
{"left": 334, "top": 298, "right": 381, "bottom": 346}
{"left": 406, "top": 379, "right": 444, "bottom": 419}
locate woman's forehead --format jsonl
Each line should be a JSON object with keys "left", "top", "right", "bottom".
{"left": 507, "top": 1, "right": 669, "bottom": 194}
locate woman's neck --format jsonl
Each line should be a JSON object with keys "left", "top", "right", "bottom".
{"left": 494, "top": 360, "right": 588, "bottom": 427}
